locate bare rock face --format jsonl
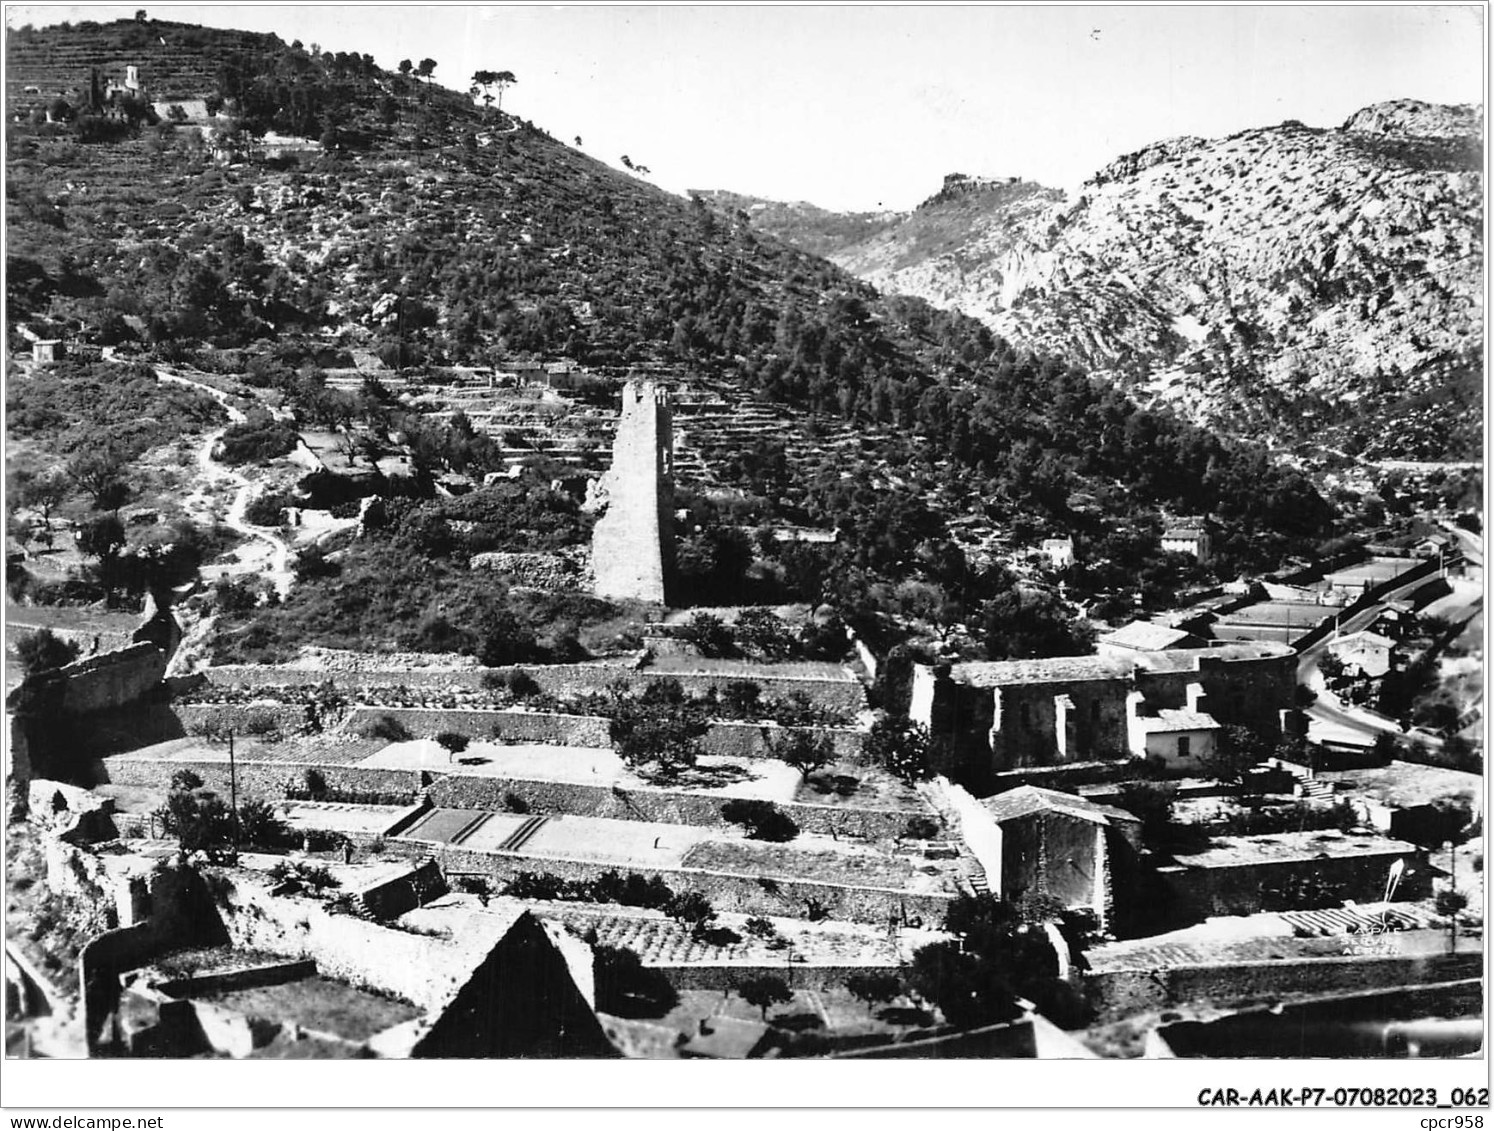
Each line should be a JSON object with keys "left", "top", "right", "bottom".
{"left": 589, "top": 381, "right": 675, "bottom": 605}
{"left": 793, "top": 101, "right": 1481, "bottom": 456}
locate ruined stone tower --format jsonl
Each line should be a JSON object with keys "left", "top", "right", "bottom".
{"left": 590, "top": 380, "right": 675, "bottom": 604}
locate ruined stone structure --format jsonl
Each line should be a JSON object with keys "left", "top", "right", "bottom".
{"left": 910, "top": 642, "right": 1298, "bottom": 780}
{"left": 590, "top": 381, "right": 675, "bottom": 604}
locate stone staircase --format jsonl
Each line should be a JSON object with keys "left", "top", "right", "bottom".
{"left": 1266, "top": 756, "right": 1336, "bottom": 801}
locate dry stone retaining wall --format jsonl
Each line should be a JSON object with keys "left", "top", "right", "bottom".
{"left": 423, "top": 845, "right": 955, "bottom": 926}
{"left": 202, "top": 662, "right": 864, "bottom": 716}
{"left": 337, "top": 705, "right": 863, "bottom": 760}
{"left": 1085, "top": 950, "right": 1481, "bottom": 1024}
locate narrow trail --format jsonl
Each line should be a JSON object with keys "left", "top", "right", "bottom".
{"left": 154, "top": 365, "right": 296, "bottom": 599}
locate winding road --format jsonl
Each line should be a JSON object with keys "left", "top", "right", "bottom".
{"left": 1298, "top": 543, "right": 1484, "bottom": 750}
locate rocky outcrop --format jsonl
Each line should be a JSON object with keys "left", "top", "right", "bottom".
{"left": 736, "top": 101, "right": 1483, "bottom": 458}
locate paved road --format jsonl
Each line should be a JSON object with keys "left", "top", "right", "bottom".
{"left": 1299, "top": 567, "right": 1478, "bottom": 750}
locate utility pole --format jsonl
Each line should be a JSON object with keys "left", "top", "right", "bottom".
{"left": 228, "top": 727, "right": 240, "bottom": 862}
{"left": 1448, "top": 838, "right": 1458, "bottom": 954}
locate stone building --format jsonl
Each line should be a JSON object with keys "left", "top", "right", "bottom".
{"left": 979, "top": 786, "right": 1141, "bottom": 927}
{"left": 1326, "top": 630, "right": 1399, "bottom": 679}
{"left": 910, "top": 642, "right": 1297, "bottom": 780}
{"left": 1161, "top": 525, "right": 1213, "bottom": 562}
{"left": 1040, "top": 537, "right": 1075, "bottom": 571}
{"left": 590, "top": 380, "right": 676, "bottom": 605}
{"left": 1155, "top": 831, "right": 1430, "bottom": 917}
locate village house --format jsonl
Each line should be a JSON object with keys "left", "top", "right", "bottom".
{"left": 910, "top": 642, "right": 1297, "bottom": 779}
{"left": 977, "top": 786, "right": 1141, "bottom": 927}
{"left": 1040, "top": 537, "right": 1075, "bottom": 571}
{"left": 1326, "top": 629, "right": 1399, "bottom": 679}
{"left": 1161, "top": 524, "right": 1212, "bottom": 562}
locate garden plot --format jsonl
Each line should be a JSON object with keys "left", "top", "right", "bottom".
{"left": 279, "top": 801, "right": 412, "bottom": 837}
{"left": 398, "top": 807, "right": 713, "bottom": 867}
{"left": 360, "top": 738, "right": 622, "bottom": 782}
{"left": 358, "top": 738, "right": 803, "bottom": 802}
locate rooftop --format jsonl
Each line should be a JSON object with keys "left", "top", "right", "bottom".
{"left": 1319, "top": 761, "right": 1481, "bottom": 810}
{"left": 952, "top": 641, "right": 1293, "bottom": 687}
{"left": 1170, "top": 830, "right": 1422, "bottom": 869}
{"left": 1097, "top": 621, "right": 1201, "bottom": 651}
{"left": 1139, "top": 709, "right": 1222, "bottom": 734}
{"left": 981, "top": 785, "right": 1140, "bottom": 827}
{"left": 952, "top": 655, "right": 1133, "bottom": 687}
{"left": 1330, "top": 630, "right": 1397, "bottom": 651}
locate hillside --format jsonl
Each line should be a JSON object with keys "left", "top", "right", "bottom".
{"left": 706, "top": 101, "right": 1484, "bottom": 461}
{"left": 7, "top": 17, "right": 1348, "bottom": 649}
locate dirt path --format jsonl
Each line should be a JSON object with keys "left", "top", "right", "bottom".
{"left": 154, "top": 367, "right": 295, "bottom": 599}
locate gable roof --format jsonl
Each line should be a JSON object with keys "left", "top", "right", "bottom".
{"left": 981, "top": 785, "right": 1139, "bottom": 827}
{"left": 1098, "top": 620, "right": 1200, "bottom": 651}
{"left": 1139, "top": 708, "right": 1222, "bottom": 734}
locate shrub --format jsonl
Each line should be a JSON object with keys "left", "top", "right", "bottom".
{"left": 664, "top": 891, "right": 716, "bottom": 935}
{"left": 864, "top": 716, "right": 936, "bottom": 783}
{"left": 1435, "top": 889, "right": 1469, "bottom": 917}
{"left": 361, "top": 714, "right": 413, "bottom": 742}
{"left": 16, "top": 629, "right": 81, "bottom": 677}
{"left": 239, "top": 709, "right": 280, "bottom": 736}
{"left": 237, "top": 799, "right": 289, "bottom": 847}
{"left": 590, "top": 942, "right": 678, "bottom": 1018}
{"left": 216, "top": 411, "right": 301, "bottom": 465}
{"left": 719, "top": 680, "right": 762, "bottom": 719}
{"left": 904, "top": 816, "right": 941, "bottom": 840}
{"left": 846, "top": 972, "right": 902, "bottom": 1013}
{"left": 303, "top": 768, "right": 328, "bottom": 797}
{"left": 502, "top": 792, "right": 531, "bottom": 814}
{"left": 738, "top": 975, "right": 793, "bottom": 1020}
{"left": 721, "top": 799, "right": 799, "bottom": 842}
{"left": 681, "top": 611, "right": 735, "bottom": 657}
{"left": 769, "top": 729, "right": 836, "bottom": 779}
{"left": 744, "top": 915, "right": 777, "bottom": 939}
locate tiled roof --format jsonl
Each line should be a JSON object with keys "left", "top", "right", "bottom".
{"left": 1098, "top": 621, "right": 1197, "bottom": 651}
{"left": 981, "top": 785, "right": 1139, "bottom": 827}
{"left": 1139, "top": 709, "right": 1221, "bottom": 734}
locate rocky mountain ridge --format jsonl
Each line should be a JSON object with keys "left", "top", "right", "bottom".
{"left": 706, "top": 99, "right": 1484, "bottom": 459}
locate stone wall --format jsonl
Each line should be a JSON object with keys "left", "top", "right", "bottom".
{"left": 644, "top": 669, "right": 867, "bottom": 717}
{"left": 344, "top": 706, "right": 611, "bottom": 747}
{"left": 350, "top": 861, "right": 447, "bottom": 921}
{"left": 200, "top": 660, "right": 865, "bottom": 716}
{"left": 421, "top": 845, "right": 955, "bottom": 926}
{"left": 1085, "top": 950, "right": 1481, "bottom": 1025}
{"left": 423, "top": 775, "right": 926, "bottom": 840}
{"left": 1156, "top": 845, "right": 1431, "bottom": 919}
{"left": 96, "top": 755, "right": 423, "bottom": 804}
{"left": 96, "top": 753, "right": 926, "bottom": 840}
{"left": 12, "top": 643, "right": 167, "bottom": 718}
{"left": 469, "top": 550, "right": 589, "bottom": 592}
{"left": 662, "top": 962, "right": 903, "bottom": 992}
{"left": 988, "top": 679, "right": 1133, "bottom": 770}
{"left": 338, "top": 706, "right": 864, "bottom": 759}
{"left": 175, "top": 702, "right": 313, "bottom": 736}
{"left": 6, "top": 621, "right": 135, "bottom": 657}
{"left": 217, "top": 881, "right": 464, "bottom": 1012}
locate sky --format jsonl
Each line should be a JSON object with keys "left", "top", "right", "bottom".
{"left": 5, "top": 3, "right": 1486, "bottom": 211}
